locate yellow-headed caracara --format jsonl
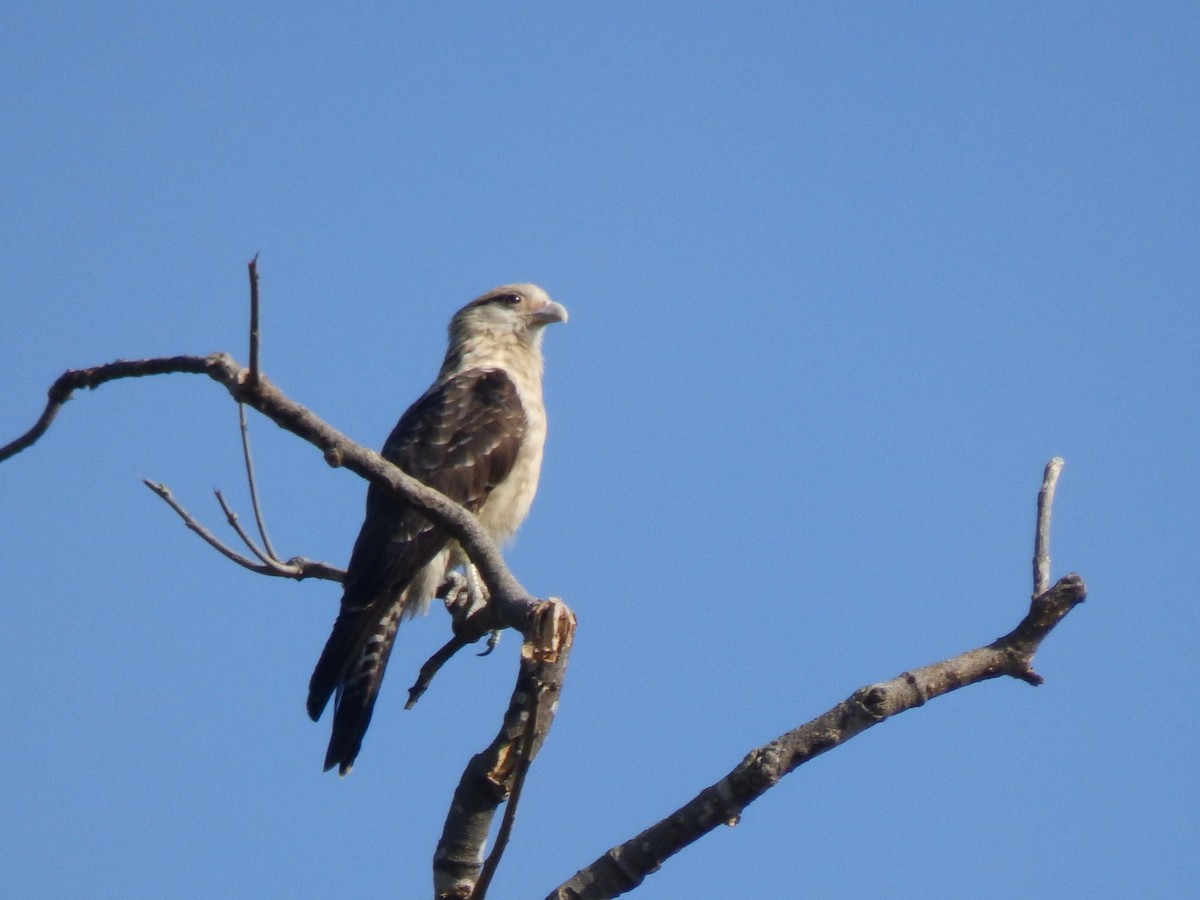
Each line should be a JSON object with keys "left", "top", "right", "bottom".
{"left": 307, "top": 284, "right": 567, "bottom": 774}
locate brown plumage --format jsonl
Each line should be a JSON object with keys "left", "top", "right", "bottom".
{"left": 307, "top": 285, "right": 566, "bottom": 775}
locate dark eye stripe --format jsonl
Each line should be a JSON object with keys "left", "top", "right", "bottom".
{"left": 494, "top": 292, "right": 522, "bottom": 305}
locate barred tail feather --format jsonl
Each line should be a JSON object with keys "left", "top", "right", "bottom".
{"left": 307, "top": 599, "right": 405, "bottom": 775}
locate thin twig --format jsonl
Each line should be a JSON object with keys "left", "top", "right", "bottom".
{"left": 247, "top": 255, "right": 261, "bottom": 387}
{"left": 144, "top": 479, "right": 344, "bottom": 583}
{"left": 238, "top": 402, "right": 280, "bottom": 560}
{"left": 1033, "top": 457, "right": 1065, "bottom": 597}
{"left": 407, "top": 573, "right": 516, "bottom": 707}
{"left": 408, "top": 573, "right": 509, "bottom": 707}
{"left": 0, "top": 397, "right": 62, "bottom": 461}
{"left": 214, "top": 488, "right": 274, "bottom": 565}
{"left": 407, "top": 634, "right": 478, "bottom": 709}
{"left": 146, "top": 479, "right": 273, "bottom": 572}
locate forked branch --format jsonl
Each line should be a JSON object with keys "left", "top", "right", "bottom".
{"left": 143, "top": 479, "right": 344, "bottom": 582}
{"left": 546, "top": 462, "right": 1084, "bottom": 899}
{"left": 1, "top": 348, "right": 575, "bottom": 899}
{"left": 1, "top": 352, "right": 534, "bottom": 612}
{"left": 441, "top": 599, "right": 575, "bottom": 900}
{"left": 1, "top": 273, "right": 1080, "bottom": 900}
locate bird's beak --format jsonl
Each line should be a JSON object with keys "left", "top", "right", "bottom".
{"left": 531, "top": 299, "right": 569, "bottom": 326}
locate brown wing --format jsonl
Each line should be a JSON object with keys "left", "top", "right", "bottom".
{"left": 307, "top": 367, "right": 526, "bottom": 773}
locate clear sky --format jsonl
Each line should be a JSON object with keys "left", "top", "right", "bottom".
{"left": 2, "top": 3, "right": 1197, "bottom": 898}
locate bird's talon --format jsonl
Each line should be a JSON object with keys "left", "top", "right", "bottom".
{"left": 477, "top": 629, "right": 502, "bottom": 656}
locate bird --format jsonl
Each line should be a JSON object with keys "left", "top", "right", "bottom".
{"left": 306, "top": 283, "right": 567, "bottom": 775}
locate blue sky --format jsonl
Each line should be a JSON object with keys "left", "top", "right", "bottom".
{"left": 2, "top": 3, "right": 1197, "bottom": 898}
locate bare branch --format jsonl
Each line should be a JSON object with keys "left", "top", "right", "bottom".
{"left": 247, "top": 255, "right": 261, "bottom": 387}
{"left": 4, "top": 320, "right": 1088, "bottom": 899}
{"left": 0, "top": 396, "right": 62, "bottom": 462}
{"left": 406, "top": 573, "right": 507, "bottom": 709}
{"left": 2, "top": 350, "right": 574, "bottom": 895}
{"left": 214, "top": 488, "right": 275, "bottom": 566}
{"left": 0, "top": 355, "right": 211, "bottom": 462}
{"left": 145, "top": 479, "right": 265, "bottom": 571}
{"left": 276, "top": 557, "right": 346, "bottom": 583}
{"left": 145, "top": 480, "right": 344, "bottom": 582}
{"left": 407, "top": 635, "right": 478, "bottom": 709}
{"left": 436, "top": 600, "right": 575, "bottom": 899}
{"left": 0, "top": 352, "right": 535, "bottom": 617}
{"left": 1033, "top": 457, "right": 1065, "bottom": 597}
{"left": 473, "top": 683, "right": 544, "bottom": 900}
{"left": 546, "top": 574, "right": 1086, "bottom": 900}
{"left": 234, "top": 403, "right": 281, "bottom": 560}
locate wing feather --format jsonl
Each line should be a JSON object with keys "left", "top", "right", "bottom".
{"left": 306, "top": 368, "right": 526, "bottom": 772}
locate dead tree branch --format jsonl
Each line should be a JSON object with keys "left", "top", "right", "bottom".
{"left": 237, "top": 402, "right": 281, "bottom": 561}
{"left": 472, "top": 671, "right": 546, "bottom": 900}
{"left": 247, "top": 254, "right": 262, "bottom": 387}
{"left": 438, "top": 599, "right": 575, "bottom": 900}
{"left": 1, "top": 353, "right": 533, "bottom": 613}
{"left": 1, "top": 350, "right": 575, "bottom": 897}
{"left": 0, "top": 296, "right": 1080, "bottom": 900}
{"left": 547, "top": 575, "right": 1086, "bottom": 900}
{"left": 1033, "top": 457, "right": 1065, "bottom": 597}
{"left": 213, "top": 487, "right": 276, "bottom": 566}
{"left": 143, "top": 478, "right": 342, "bottom": 581}
{"left": 546, "top": 463, "right": 1085, "bottom": 900}
{"left": 406, "top": 634, "right": 479, "bottom": 709}
{"left": 406, "top": 573, "right": 507, "bottom": 709}
{"left": 1, "top": 356, "right": 213, "bottom": 462}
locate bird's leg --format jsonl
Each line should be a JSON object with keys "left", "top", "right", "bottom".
{"left": 437, "top": 566, "right": 502, "bottom": 652}
{"left": 465, "top": 563, "right": 502, "bottom": 656}
{"left": 464, "top": 563, "right": 487, "bottom": 614}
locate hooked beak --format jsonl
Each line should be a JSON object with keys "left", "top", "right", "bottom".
{"left": 530, "top": 299, "right": 568, "bottom": 326}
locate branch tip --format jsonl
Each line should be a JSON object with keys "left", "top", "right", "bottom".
{"left": 1033, "top": 457, "right": 1065, "bottom": 596}
{"left": 546, "top": 464, "right": 1084, "bottom": 899}
{"left": 247, "top": 255, "right": 261, "bottom": 387}
{"left": 1014, "top": 669, "right": 1045, "bottom": 686}
{"left": 407, "top": 634, "right": 478, "bottom": 709}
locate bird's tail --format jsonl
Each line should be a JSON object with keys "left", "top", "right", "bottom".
{"left": 307, "top": 599, "right": 405, "bottom": 775}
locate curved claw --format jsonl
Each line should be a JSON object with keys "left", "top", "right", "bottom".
{"left": 477, "top": 629, "right": 502, "bottom": 656}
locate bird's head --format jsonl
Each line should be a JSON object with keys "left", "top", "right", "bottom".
{"left": 449, "top": 284, "right": 568, "bottom": 350}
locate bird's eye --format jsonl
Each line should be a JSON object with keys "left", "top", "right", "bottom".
{"left": 495, "top": 292, "right": 522, "bottom": 305}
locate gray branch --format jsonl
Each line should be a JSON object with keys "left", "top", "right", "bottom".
{"left": 1, "top": 340, "right": 1084, "bottom": 900}
{"left": 547, "top": 575, "right": 1085, "bottom": 900}
{"left": 1033, "top": 457, "right": 1065, "bottom": 597}
{"left": 1, "top": 351, "right": 575, "bottom": 898}
{"left": 546, "top": 460, "right": 1085, "bottom": 900}
{"left": 1, "top": 353, "right": 540, "bottom": 617}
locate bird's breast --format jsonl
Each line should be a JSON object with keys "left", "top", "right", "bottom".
{"left": 478, "top": 412, "right": 545, "bottom": 542}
